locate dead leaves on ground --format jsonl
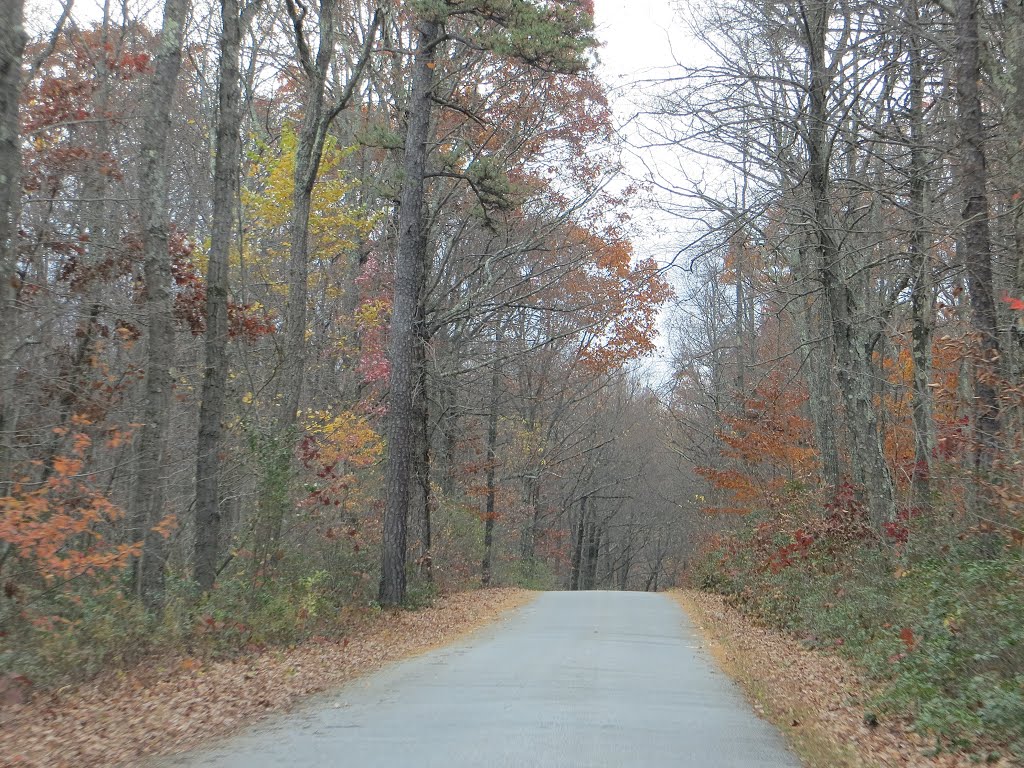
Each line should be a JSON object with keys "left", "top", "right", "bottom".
{"left": 674, "top": 590, "right": 1016, "bottom": 768}
{"left": 0, "top": 588, "right": 534, "bottom": 768}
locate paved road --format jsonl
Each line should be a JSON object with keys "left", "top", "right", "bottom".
{"left": 158, "top": 591, "right": 800, "bottom": 767}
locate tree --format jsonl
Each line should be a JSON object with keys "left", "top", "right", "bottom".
{"left": 0, "top": 0, "right": 27, "bottom": 496}
{"left": 129, "top": 0, "right": 190, "bottom": 610}
{"left": 953, "top": 0, "right": 1001, "bottom": 453}
{"left": 194, "top": 0, "right": 259, "bottom": 593}
{"left": 378, "top": 1, "right": 599, "bottom": 605}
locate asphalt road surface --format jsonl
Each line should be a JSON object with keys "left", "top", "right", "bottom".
{"left": 158, "top": 591, "right": 801, "bottom": 767}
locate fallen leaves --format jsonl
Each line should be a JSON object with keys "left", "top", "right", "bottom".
{"left": 0, "top": 588, "right": 534, "bottom": 768}
{"left": 672, "top": 590, "right": 1016, "bottom": 768}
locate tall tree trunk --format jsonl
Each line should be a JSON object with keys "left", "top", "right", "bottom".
{"left": 582, "top": 519, "right": 601, "bottom": 590}
{"left": 194, "top": 0, "right": 248, "bottom": 593}
{"left": 569, "top": 494, "right": 588, "bottom": 591}
{"left": 0, "top": 0, "right": 26, "bottom": 496}
{"left": 520, "top": 472, "right": 540, "bottom": 561}
{"left": 954, "top": 0, "right": 1001, "bottom": 453}
{"left": 480, "top": 343, "right": 500, "bottom": 587}
{"left": 130, "top": 0, "right": 190, "bottom": 610}
{"left": 256, "top": 0, "right": 335, "bottom": 570}
{"left": 1006, "top": 0, "right": 1024, "bottom": 382}
{"left": 379, "top": 17, "right": 438, "bottom": 606}
{"left": 617, "top": 534, "right": 632, "bottom": 591}
{"left": 803, "top": 0, "right": 895, "bottom": 526}
{"left": 906, "top": 2, "right": 935, "bottom": 508}
{"left": 410, "top": 330, "right": 432, "bottom": 579}
{"left": 278, "top": 0, "right": 341, "bottom": 429}
{"left": 791, "top": 243, "right": 842, "bottom": 490}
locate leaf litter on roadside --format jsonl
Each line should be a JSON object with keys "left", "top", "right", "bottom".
{"left": 675, "top": 590, "right": 1017, "bottom": 768}
{"left": 0, "top": 588, "right": 533, "bottom": 768}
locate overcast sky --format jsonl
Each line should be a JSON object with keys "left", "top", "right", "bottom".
{"left": 593, "top": 0, "right": 681, "bottom": 83}
{"left": 591, "top": 0, "right": 691, "bottom": 260}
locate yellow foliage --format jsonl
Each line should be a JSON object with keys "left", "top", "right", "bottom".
{"left": 354, "top": 298, "right": 389, "bottom": 328}
{"left": 303, "top": 409, "right": 384, "bottom": 469}
{"left": 242, "top": 125, "right": 379, "bottom": 297}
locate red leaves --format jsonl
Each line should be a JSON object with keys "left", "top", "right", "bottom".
{"left": 170, "top": 237, "right": 276, "bottom": 342}
{"left": 899, "top": 626, "right": 916, "bottom": 652}
{"left": 883, "top": 507, "right": 921, "bottom": 545}
{"left": 767, "top": 528, "right": 816, "bottom": 573}
{"left": 1002, "top": 294, "right": 1024, "bottom": 311}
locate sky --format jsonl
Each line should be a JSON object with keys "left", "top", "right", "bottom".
{"left": 592, "top": 0, "right": 682, "bottom": 84}
{"left": 590, "top": 0, "right": 709, "bottom": 262}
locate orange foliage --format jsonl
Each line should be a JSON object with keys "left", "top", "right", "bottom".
{"left": 697, "top": 372, "right": 816, "bottom": 515}
{"left": 550, "top": 228, "right": 672, "bottom": 371}
{"left": 0, "top": 428, "right": 142, "bottom": 583}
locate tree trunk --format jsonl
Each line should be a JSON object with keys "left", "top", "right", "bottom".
{"left": 520, "top": 473, "right": 540, "bottom": 561}
{"left": 0, "top": 0, "right": 26, "bottom": 495}
{"left": 803, "top": 0, "right": 894, "bottom": 526}
{"left": 791, "top": 243, "right": 842, "bottom": 491}
{"left": 569, "top": 494, "right": 588, "bottom": 591}
{"left": 379, "top": 17, "right": 438, "bottom": 606}
{"left": 410, "top": 335, "right": 432, "bottom": 579}
{"left": 1006, "top": 0, "right": 1024, "bottom": 395}
{"left": 278, "top": 0, "right": 336, "bottom": 430}
{"left": 582, "top": 519, "right": 601, "bottom": 590}
{"left": 617, "top": 535, "right": 632, "bottom": 591}
{"left": 954, "top": 0, "right": 1001, "bottom": 452}
{"left": 480, "top": 344, "right": 500, "bottom": 587}
{"left": 1005, "top": 0, "right": 1024, "bottom": 381}
{"left": 906, "top": 3, "right": 935, "bottom": 507}
{"left": 194, "top": 0, "right": 248, "bottom": 593}
{"left": 254, "top": 0, "right": 335, "bottom": 573}
{"left": 130, "top": 0, "right": 190, "bottom": 611}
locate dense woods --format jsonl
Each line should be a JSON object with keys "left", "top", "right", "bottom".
{"left": 3, "top": 0, "right": 1024, "bottom": 757}
{"left": 643, "top": 0, "right": 1024, "bottom": 754}
{"left": 0, "top": 0, "right": 683, "bottom": 690}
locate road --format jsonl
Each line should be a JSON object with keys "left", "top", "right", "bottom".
{"left": 158, "top": 591, "right": 800, "bottom": 767}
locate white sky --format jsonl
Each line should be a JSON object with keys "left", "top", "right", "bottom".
{"left": 593, "top": 0, "right": 682, "bottom": 83}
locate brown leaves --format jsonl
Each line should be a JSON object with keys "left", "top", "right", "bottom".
{"left": 0, "top": 589, "right": 533, "bottom": 768}
{"left": 899, "top": 627, "right": 916, "bottom": 652}
{"left": 673, "top": 590, "right": 1013, "bottom": 768}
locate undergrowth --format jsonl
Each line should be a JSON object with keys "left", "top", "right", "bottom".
{"left": 692, "top": 483, "right": 1024, "bottom": 759}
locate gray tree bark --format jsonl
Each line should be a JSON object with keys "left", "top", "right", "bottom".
{"left": 0, "top": 0, "right": 27, "bottom": 495}
{"left": 480, "top": 341, "right": 500, "bottom": 586}
{"left": 906, "top": 2, "right": 935, "bottom": 507}
{"left": 194, "top": 0, "right": 252, "bottom": 593}
{"left": 569, "top": 494, "right": 588, "bottom": 591}
{"left": 379, "top": 16, "right": 439, "bottom": 606}
{"left": 954, "top": 0, "right": 1001, "bottom": 453}
{"left": 410, "top": 339, "right": 432, "bottom": 579}
{"left": 801, "top": 0, "right": 895, "bottom": 526}
{"left": 131, "top": 0, "right": 190, "bottom": 610}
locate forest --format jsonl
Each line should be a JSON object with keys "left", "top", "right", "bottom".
{"left": 1, "top": 0, "right": 1023, "bottom": 759}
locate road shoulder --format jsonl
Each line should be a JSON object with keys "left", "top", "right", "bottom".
{"left": 671, "top": 590, "right": 1011, "bottom": 768}
{"left": 1, "top": 588, "right": 535, "bottom": 768}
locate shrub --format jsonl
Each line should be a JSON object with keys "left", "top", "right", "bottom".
{"left": 692, "top": 489, "right": 1024, "bottom": 754}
